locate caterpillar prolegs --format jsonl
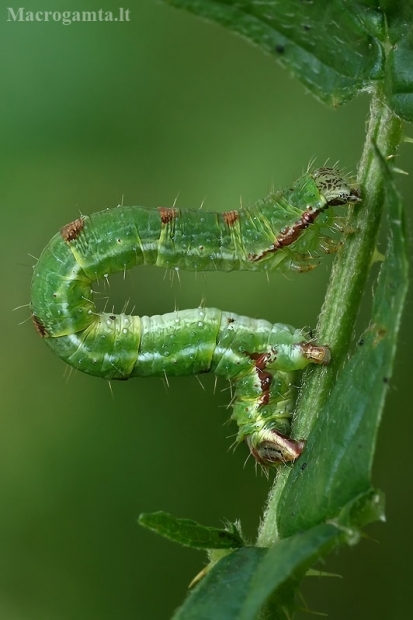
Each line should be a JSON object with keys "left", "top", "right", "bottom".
{"left": 31, "top": 167, "right": 360, "bottom": 467}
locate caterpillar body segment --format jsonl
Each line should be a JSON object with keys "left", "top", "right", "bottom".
{"left": 31, "top": 167, "right": 358, "bottom": 466}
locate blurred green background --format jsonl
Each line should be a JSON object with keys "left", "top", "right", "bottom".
{"left": 1, "top": 1, "right": 412, "bottom": 618}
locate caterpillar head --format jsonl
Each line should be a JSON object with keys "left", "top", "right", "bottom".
{"left": 312, "top": 167, "right": 361, "bottom": 206}
{"left": 246, "top": 428, "right": 305, "bottom": 467}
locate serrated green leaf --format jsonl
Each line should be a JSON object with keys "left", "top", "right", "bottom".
{"left": 336, "top": 488, "right": 385, "bottom": 532}
{"left": 173, "top": 547, "right": 267, "bottom": 620}
{"left": 162, "top": 0, "right": 413, "bottom": 120}
{"left": 173, "top": 524, "right": 345, "bottom": 620}
{"left": 384, "top": 6, "right": 413, "bottom": 122}
{"left": 276, "top": 156, "right": 408, "bottom": 538}
{"left": 161, "top": 0, "right": 383, "bottom": 106}
{"left": 138, "top": 511, "right": 244, "bottom": 549}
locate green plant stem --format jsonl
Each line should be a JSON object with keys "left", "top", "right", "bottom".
{"left": 257, "top": 85, "right": 403, "bottom": 547}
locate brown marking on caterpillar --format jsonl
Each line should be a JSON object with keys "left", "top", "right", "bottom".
{"left": 32, "top": 314, "right": 48, "bottom": 337}
{"left": 275, "top": 208, "right": 321, "bottom": 248}
{"left": 248, "top": 351, "right": 275, "bottom": 406}
{"left": 257, "top": 371, "right": 272, "bottom": 405}
{"left": 60, "top": 218, "right": 84, "bottom": 243}
{"left": 223, "top": 210, "right": 239, "bottom": 226}
{"left": 249, "top": 208, "right": 323, "bottom": 262}
{"left": 249, "top": 351, "right": 270, "bottom": 370}
{"left": 158, "top": 207, "right": 178, "bottom": 224}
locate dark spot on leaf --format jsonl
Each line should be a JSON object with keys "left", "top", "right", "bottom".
{"left": 275, "top": 44, "right": 285, "bottom": 54}
{"left": 358, "top": 338, "right": 364, "bottom": 346}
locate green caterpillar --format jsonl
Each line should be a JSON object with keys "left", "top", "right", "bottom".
{"left": 31, "top": 167, "right": 360, "bottom": 466}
